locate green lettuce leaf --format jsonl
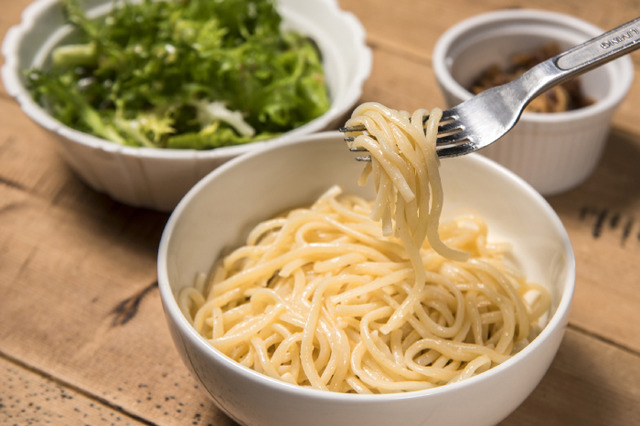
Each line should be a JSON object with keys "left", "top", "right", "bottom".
{"left": 26, "top": 0, "right": 330, "bottom": 149}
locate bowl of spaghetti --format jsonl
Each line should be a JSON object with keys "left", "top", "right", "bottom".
{"left": 158, "top": 104, "right": 575, "bottom": 426}
{"left": 433, "top": 9, "right": 634, "bottom": 195}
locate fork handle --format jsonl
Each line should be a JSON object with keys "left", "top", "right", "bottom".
{"left": 520, "top": 17, "right": 640, "bottom": 101}
{"left": 556, "top": 17, "right": 640, "bottom": 71}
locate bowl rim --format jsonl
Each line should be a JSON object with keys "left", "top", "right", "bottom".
{"left": 157, "top": 131, "right": 577, "bottom": 402}
{"left": 432, "top": 8, "right": 635, "bottom": 124}
{"left": 1, "top": 0, "right": 372, "bottom": 160}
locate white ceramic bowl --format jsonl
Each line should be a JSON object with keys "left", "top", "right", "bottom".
{"left": 433, "top": 9, "right": 634, "bottom": 195}
{"left": 1, "top": 0, "right": 371, "bottom": 211}
{"left": 157, "top": 132, "right": 575, "bottom": 426}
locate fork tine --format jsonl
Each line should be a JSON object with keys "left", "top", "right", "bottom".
{"left": 343, "top": 112, "right": 434, "bottom": 132}
{"left": 351, "top": 135, "right": 471, "bottom": 161}
{"left": 435, "top": 142, "right": 475, "bottom": 158}
{"left": 340, "top": 113, "right": 458, "bottom": 137}
{"left": 349, "top": 146, "right": 368, "bottom": 152}
{"left": 436, "top": 131, "right": 470, "bottom": 146}
{"left": 440, "top": 108, "right": 458, "bottom": 121}
{"left": 437, "top": 120, "right": 464, "bottom": 134}
{"left": 339, "top": 125, "right": 365, "bottom": 133}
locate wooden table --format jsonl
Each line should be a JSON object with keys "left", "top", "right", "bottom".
{"left": 1, "top": 0, "right": 639, "bottom": 424}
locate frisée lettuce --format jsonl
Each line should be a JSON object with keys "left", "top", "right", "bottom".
{"left": 26, "top": 0, "right": 330, "bottom": 149}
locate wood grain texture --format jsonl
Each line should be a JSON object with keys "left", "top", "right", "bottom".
{"left": 1, "top": 0, "right": 639, "bottom": 424}
{"left": 501, "top": 327, "right": 640, "bottom": 425}
{"left": 1, "top": 356, "right": 149, "bottom": 425}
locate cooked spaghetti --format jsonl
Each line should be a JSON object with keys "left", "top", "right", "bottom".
{"left": 179, "top": 103, "right": 551, "bottom": 393}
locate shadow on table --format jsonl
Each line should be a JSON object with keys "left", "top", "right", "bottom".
{"left": 548, "top": 127, "right": 640, "bottom": 212}
{"left": 500, "top": 327, "right": 630, "bottom": 426}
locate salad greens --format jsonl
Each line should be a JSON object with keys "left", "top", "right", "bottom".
{"left": 26, "top": 0, "right": 330, "bottom": 149}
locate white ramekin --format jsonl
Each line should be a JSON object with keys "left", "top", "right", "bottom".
{"left": 433, "top": 9, "right": 634, "bottom": 195}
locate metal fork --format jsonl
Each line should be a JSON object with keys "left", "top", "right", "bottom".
{"left": 341, "top": 17, "right": 640, "bottom": 159}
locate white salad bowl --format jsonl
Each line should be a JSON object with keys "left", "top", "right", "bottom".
{"left": 157, "top": 132, "right": 576, "bottom": 426}
{"left": 2, "top": 0, "right": 371, "bottom": 211}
